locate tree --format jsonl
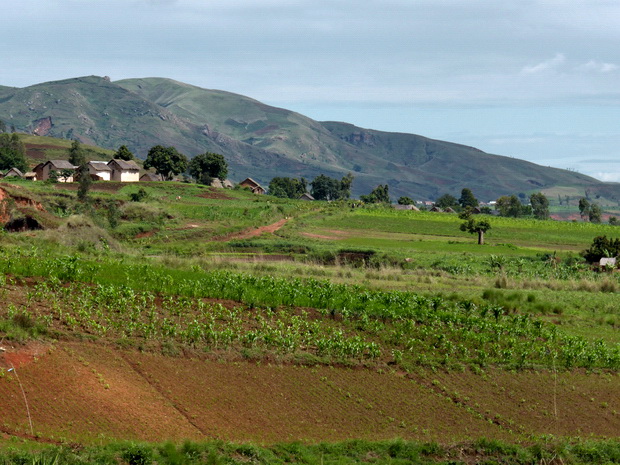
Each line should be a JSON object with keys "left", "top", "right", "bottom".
{"left": 397, "top": 196, "right": 414, "bottom": 205}
{"left": 459, "top": 188, "right": 478, "bottom": 208}
{"left": 0, "top": 119, "right": 5, "bottom": 133}
{"left": 495, "top": 195, "right": 524, "bottom": 217}
{"left": 578, "top": 197, "right": 590, "bottom": 220}
{"left": 144, "top": 145, "right": 188, "bottom": 181}
{"left": 529, "top": 192, "right": 549, "bottom": 220}
{"left": 310, "top": 174, "right": 354, "bottom": 201}
{"left": 459, "top": 210, "right": 491, "bottom": 245}
{"left": 435, "top": 194, "right": 459, "bottom": 209}
{"left": 268, "top": 177, "right": 307, "bottom": 199}
{"left": 188, "top": 152, "right": 228, "bottom": 185}
{"left": 0, "top": 133, "right": 27, "bottom": 172}
{"left": 582, "top": 235, "right": 620, "bottom": 263}
{"left": 360, "top": 184, "right": 390, "bottom": 204}
{"left": 77, "top": 163, "right": 91, "bottom": 202}
{"left": 68, "top": 139, "right": 86, "bottom": 166}
{"left": 609, "top": 216, "right": 619, "bottom": 226}
{"left": 114, "top": 145, "right": 134, "bottom": 161}
{"left": 589, "top": 203, "right": 602, "bottom": 223}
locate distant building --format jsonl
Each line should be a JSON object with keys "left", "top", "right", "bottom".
{"left": 140, "top": 172, "right": 163, "bottom": 182}
{"left": 3, "top": 168, "right": 24, "bottom": 178}
{"left": 394, "top": 204, "right": 419, "bottom": 211}
{"left": 239, "top": 177, "right": 265, "bottom": 194}
{"left": 33, "top": 160, "right": 76, "bottom": 182}
{"left": 108, "top": 159, "right": 140, "bottom": 182}
{"left": 299, "top": 192, "right": 315, "bottom": 201}
{"left": 87, "top": 161, "right": 112, "bottom": 181}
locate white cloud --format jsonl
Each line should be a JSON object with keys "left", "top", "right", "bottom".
{"left": 578, "top": 60, "right": 618, "bottom": 73}
{"left": 521, "top": 53, "right": 566, "bottom": 74}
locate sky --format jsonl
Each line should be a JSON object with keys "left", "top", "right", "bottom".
{"left": 1, "top": 0, "right": 619, "bottom": 181}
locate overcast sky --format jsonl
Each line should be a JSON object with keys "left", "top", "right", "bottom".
{"left": 1, "top": 0, "right": 618, "bottom": 181}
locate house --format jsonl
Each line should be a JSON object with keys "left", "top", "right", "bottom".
{"left": 87, "top": 161, "right": 112, "bottom": 181}
{"left": 222, "top": 179, "right": 234, "bottom": 189}
{"left": 394, "top": 204, "right": 419, "bottom": 211}
{"left": 299, "top": 192, "right": 315, "bottom": 201}
{"left": 4, "top": 168, "right": 24, "bottom": 178}
{"left": 210, "top": 178, "right": 224, "bottom": 188}
{"left": 140, "top": 172, "right": 162, "bottom": 182}
{"left": 239, "top": 177, "right": 265, "bottom": 194}
{"left": 444, "top": 207, "right": 456, "bottom": 213}
{"left": 429, "top": 206, "right": 443, "bottom": 212}
{"left": 108, "top": 159, "right": 140, "bottom": 182}
{"left": 33, "top": 160, "right": 76, "bottom": 182}
{"left": 24, "top": 172, "right": 37, "bottom": 181}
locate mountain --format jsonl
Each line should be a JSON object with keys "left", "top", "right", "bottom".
{"left": 0, "top": 75, "right": 615, "bottom": 200}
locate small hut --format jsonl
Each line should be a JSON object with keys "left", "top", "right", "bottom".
{"left": 239, "top": 177, "right": 265, "bottom": 194}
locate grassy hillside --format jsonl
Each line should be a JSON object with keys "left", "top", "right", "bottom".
{"left": 1, "top": 76, "right": 619, "bottom": 200}
{"left": 0, "top": 179, "right": 619, "bottom": 457}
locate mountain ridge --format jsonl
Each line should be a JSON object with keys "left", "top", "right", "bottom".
{"left": 0, "top": 75, "right": 615, "bottom": 200}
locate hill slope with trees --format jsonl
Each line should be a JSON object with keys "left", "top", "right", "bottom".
{"left": 0, "top": 75, "right": 616, "bottom": 200}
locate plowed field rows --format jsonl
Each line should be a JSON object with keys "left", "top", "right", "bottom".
{"left": 1, "top": 341, "right": 618, "bottom": 444}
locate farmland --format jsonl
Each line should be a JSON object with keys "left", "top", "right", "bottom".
{"left": 0, "top": 176, "right": 619, "bottom": 463}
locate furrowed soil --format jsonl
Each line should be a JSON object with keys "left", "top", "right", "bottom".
{"left": 1, "top": 339, "right": 619, "bottom": 445}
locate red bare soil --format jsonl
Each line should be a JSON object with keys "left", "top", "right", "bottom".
{"left": 220, "top": 218, "right": 289, "bottom": 241}
{"left": 0, "top": 338, "right": 618, "bottom": 444}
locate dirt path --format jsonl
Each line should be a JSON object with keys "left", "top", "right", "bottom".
{"left": 217, "top": 218, "right": 289, "bottom": 241}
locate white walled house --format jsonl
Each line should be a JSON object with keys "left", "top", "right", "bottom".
{"left": 87, "top": 161, "right": 112, "bottom": 181}
{"left": 33, "top": 160, "right": 77, "bottom": 182}
{"left": 108, "top": 159, "right": 140, "bottom": 182}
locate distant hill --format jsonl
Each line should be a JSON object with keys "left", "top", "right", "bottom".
{"left": 0, "top": 75, "right": 617, "bottom": 200}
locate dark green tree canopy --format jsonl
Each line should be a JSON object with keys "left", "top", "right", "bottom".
{"left": 435, "top": 194, "right": 459, "bottom": 209}
{"left": 68, "top": 139, "right": 86, "bottom": 166}
{"left": 114, "top": 145, "right": 135, "bottom": 161}
{"left": 268, "top": 177, "right": 307, "bottom": 199}
{"left": 188, "top": 152, "right": 228, "bottom": 185}
{"left": 310, "top": 174, "right": 354, "bottom": 201}
{"left": 496, "top": 195, "right": 525, "bottom": 217}
{"left": 529, "top": 192, "right": 550, "bottom": 220}
{"left": 144, "top": 145, "right": 188, "bottom": 181}
{"left": 589, "top": 203, "right": 602, "bottom": 223}
{"left": 459, "top": 188, "right": 478, "bottom": 208}
{"left": 397, "top": 196, "right": 414, "bottom": 205}
{"left": 582, "top": 235, "right": 620, "bottom": 263}
{"left": 360, "top": 184, "right": 390, "bottom": 204}
{"left": 459, "top": 210, "right": 491, "bottom": 245}
{"left": 0, "top": 133, "right": 27, "bottom": 172}
{"left": 578, "top": 198, "right": 590, "bottom": 219}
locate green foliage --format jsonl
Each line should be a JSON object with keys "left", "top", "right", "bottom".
{"left": 589, "top": 203, "right": 602, "bottom": 223}
{"left": 495, "top": 195, "right": 526, "bottom": 217}
{"left": 578, "top": 197, "right": 590, "bottom": 219}
{"left": 129, "top": 188, "right": 150, "bottom": 202}
{"left": 114, "top": 144, "right": 135, "bottom": 161}
{"left": 144, "top": 145, "right": 188, "bottom": 181}
{"left": 397, "top": 196, "right": 414, "bottom": 205}
{"left": 530, "top": 192, "right": 549, "bottom": 220}
{"left": 360, "top": 184, "right": 390, "bottom": 204}
{"left": 609, "top": 216, "right": 619, "bottom": 226}
{"left": 310, "top": 173, "right": 353, "bottom": 201}
{"left": 435, "top": 194, "right": 459, "bottom": 209}
{"left": 459, "top": 212, "right": 492, "bottom": 245}
{"left": 188, "top": 152, "right": 228, "bottom": 184}
{"left": 268, "top": 177, "right": 307, "bottom": 198}
{"left": 77, "top": 164, "right": 91, "bottom": 202}
{"left": 459, "top": 188, "right": 478, "bottom": 208}
{"left": 68, "top": 139, "right": 86, "bottom": 166}
{"left": 582, "top": 235, "right": 620, "bottom": 263}
{"left": 0, "top": 133, "right": 27, "bottom": 172}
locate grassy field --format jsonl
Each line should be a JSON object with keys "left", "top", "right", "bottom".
{"left": 0, "top": 177, "right": 619, "bottom": 457}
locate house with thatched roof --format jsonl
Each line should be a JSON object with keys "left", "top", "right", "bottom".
{"left": 24, "top": 172, "right": 37, "bottom": 181}
{"left": 429, "top": 206, "right": 443, "bottom": 212}
{"left": 394, "top": 204, "right": 419, "bottom": 211}
{"left": 210, "top": 178, "right": 224, "bottom": 189}
{"left": 87, "top": 161, "right": 112, "bottom": 181}
{"left": 222, "top": 179, "right": 234, "bottom": 189}
{"left": 140, "top": 172, "right": 162, "bottom": 182}
{"left": 299, "top": 192, "right": 315, "bottom": 201}
{"left": 108, "top": 159, "right": 140, "bottom": 182}
{"left": 444, "top": 207, "right": 456, "bottom": 213}
{"left": 3, "top": 168, "right": 24, "bottom": 178}
{"left": 33, "top": 160, "right": 77, "bottom": 182}
{"left": 239, "top": 177, "right": 265, "bottom": 194}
